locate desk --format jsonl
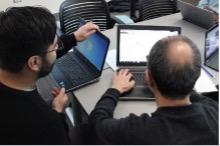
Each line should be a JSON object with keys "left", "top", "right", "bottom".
{"left": 74, "top": 13, "right": 219, "bottom": 120}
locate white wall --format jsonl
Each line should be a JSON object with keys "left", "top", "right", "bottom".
{"left": 1, "top": 0, "right": 65, "bottom": 14}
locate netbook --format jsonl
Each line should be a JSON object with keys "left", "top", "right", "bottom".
{"left": 178, "top": 0, "right": 215, "bottom": 29}
{"left": 51, "top": 18, "right": 110, "bottom": 92}
{"left": 117, "top": 24, "right": 181, "bottom": 100}
{"left": 204, "top": 24, "right": 219, "bottom": 71}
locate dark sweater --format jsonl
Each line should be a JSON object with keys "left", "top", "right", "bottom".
{"left": 0, "top": 82, "right": 70, "bottom": 144}
{"left": 0, "top": 34, "right": 77, "bottom": 144}
{"left": 57, "top": 34, "right": 77, "bottom": 58}
{"left": 89, "top": 88, "right": 219, "bottom": 145}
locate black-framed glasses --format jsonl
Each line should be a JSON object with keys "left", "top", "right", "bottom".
{"left": 39, "top": 39, "right": 64, "bottom": 55}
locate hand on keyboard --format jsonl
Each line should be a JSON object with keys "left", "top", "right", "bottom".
{"left": 112, "top": 69, "right": 135, "bottom": 94}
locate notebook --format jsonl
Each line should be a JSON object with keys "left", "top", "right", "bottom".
{"left": 51, "top": 19, "right": 110, "bottom": 92}
{"left": 178, "top": 0, "right": 215, "bottom": 29}
{"left": 117, "top": 24, "right": 181, "bottom": 100}
{"left": 204, "top": 24, "right": 219, "bottom": 71}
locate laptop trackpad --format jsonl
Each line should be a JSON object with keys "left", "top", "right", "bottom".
{"left": 120, "top": 86, "right": 155, "bottom": 101}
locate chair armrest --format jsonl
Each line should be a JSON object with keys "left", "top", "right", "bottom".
{"left": 111, "top": 15, "right": 134, "bottom": 24}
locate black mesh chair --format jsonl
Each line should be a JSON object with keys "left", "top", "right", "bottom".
{"left": 58, "top": 0, "right": 132, "bottom": 35}
{"left": 131, "top": 0, "right": 179, "bottom": 22}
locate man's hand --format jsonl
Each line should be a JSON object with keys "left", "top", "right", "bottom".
{"left": 51, "top": 87, "right": 68, "bottom": 113}
{"left": 74, "top": 21, "right": 99, "bottom": 42}
{"left": 111, "top": 69, "right": 135, "bottom": 94}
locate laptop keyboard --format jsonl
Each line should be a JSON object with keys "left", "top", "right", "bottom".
{"left": 132, "top": 72, "right": 147, "bottom": 86}
{"left": 56, "top": 55, "right": 94, "bottom": 86}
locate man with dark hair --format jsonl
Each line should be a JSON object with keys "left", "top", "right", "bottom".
{"left": 89, "top": 35, "right": 218, "bottom": 144}
{"left": 0, "top": 6, "right": 98, "bottom": 144}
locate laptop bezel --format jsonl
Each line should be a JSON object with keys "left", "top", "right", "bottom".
{"left": 204, "top": 24, "right": 219, "bottom": 71}
{"left": 116, "top": 24, "right": 181, "bottom": 66}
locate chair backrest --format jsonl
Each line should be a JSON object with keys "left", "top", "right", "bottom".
{"left": 139, "top": 0, "right": 179, "bottom": 21}
{"left": 59, "top": 0, "right": 112, "bottom": 34}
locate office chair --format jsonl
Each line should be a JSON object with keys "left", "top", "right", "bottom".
{"left": 58, "top": 0, "right": 133, "bottom": 35}
{"left": 131, "top": 0, "right": 179, "bottom": 22}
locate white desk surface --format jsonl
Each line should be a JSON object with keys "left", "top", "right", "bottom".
{"left": 73, "top": 13, "right": 219, "bottom": 119}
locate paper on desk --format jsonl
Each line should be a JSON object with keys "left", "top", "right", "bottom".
{"left": 194, "top": 69, "right": 217, "bottom": 92}
{"left": 106, "top": 49, "right": 118, "bottom": 71}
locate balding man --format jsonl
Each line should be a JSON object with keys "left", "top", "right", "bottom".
{"left": 89, "top": 35, "right": 218, "bottom": 145}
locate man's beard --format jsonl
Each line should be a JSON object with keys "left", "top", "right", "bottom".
{"left": 38, "top": 57, "right": 54, "bottom": 78}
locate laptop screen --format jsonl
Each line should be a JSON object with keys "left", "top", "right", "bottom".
{"left": 76, "top": 19, "right": 109, "bottom": 71}
{"left": 117, "top": 25, "right": 181, "bottom": 66}
{"left": 205, "top": 24, "right": 219, "bottom": 59}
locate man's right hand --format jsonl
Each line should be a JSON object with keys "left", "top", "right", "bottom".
{"left": 51, "top": 87, "right": 68, "bottom": 113}
{"left": 111, "top": 69, "right": 135, "bottom": 94}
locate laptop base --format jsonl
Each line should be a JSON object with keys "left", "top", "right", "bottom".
{"left": 120, "top": 86, "right": 155, "bottom": 101}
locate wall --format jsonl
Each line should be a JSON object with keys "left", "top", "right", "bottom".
{"left": 1, "top": 0, "right": 65, "bottom": 14}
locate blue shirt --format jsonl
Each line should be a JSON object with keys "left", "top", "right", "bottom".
{"left": 198, "top": 0, "right": 219, "bottom": 13}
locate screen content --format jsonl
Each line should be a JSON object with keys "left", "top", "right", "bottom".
{"left": 205, "top": 25, "right": 219, "bottom": 59}
{"left": 119, "top": 29, "right": 179, "bottom": 63}
{"left": 76, "top": 32, "right": 108, "bottom": 70}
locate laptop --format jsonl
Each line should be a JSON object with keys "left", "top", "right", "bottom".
{"left": 177, "top": 0, "right": 215, "bottom": 29}
{"left": 51, "top": 19, "right": 110, "bottom": 92}
{"left": 117, "top": 24, "right": 181, "bottom": 100}
{"left": 204, "top": 24, "right": 219, "bottom": 71}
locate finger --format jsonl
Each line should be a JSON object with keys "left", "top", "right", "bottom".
{"left": 85, "top": 30, "right": 96, "bottom": 37}
{"left": 118, "top": 69, "right": 123, "bottom": 75}
{"left": 58, "top": 88, "right": 66, "bottom": 97}
{"left": 123, "top": 69, "right": 130, "bottom": 75}
{"left": 51, "top": 91, "right": 57, "bottom": 97}
{"left": 127, "top": 73, "right": 133, "bottom": 79}
{"left": 60, "top": 87, "right": 65, "bottom": 93}
{"left": 130, "top": 80, "right": 136, "bottom": 86}
{"left": 53, "top": 87, "right": 60, "bottom": 94}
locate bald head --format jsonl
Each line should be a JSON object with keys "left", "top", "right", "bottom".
{"left": 148, "top": 35, "right": 201, "bottom": 99}
{"left": 167, "top": 38, "right": 195, "bottom": 68}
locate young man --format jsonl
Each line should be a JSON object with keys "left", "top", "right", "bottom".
{"left": 198, "top": 0, "right": 219, "bottom": 22}
{"left": 0, "top": 6, "right": 98, "bottom": 144}
{"left": 89, "top": 36, "right": 218, "bottom": 144}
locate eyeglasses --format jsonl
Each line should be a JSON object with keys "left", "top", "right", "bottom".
{"left": 39, "top": 39, "right": 64, "bottom": 55}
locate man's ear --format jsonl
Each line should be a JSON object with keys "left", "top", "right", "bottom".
{"left": 145, "top": 69, "right": 155, "bottom": 90}
{"left": 27, "top": 56, "right": 40, "bottom": 71}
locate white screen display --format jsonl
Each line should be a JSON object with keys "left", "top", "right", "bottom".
{"left": 119, "top": 29, "right": 178, "bottom": 63}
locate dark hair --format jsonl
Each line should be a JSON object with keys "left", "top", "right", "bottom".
{"left": 0, "top": 6, "right": 56, "bottom": 73}
{"left": 148, "top": 35, "right": 201, "bottom": 99}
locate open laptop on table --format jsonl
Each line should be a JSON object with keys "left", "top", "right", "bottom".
{"left": 51, "top": 18, "right": 110, "bottom": 92}
{"left": 177, "top": 0, "right": 215, "bottom": 29}
{"left": 117, "top": 24, "right": 181, "bottom": 100}
{"left": 204, "top": 24, "right": 219, "bottom": 71}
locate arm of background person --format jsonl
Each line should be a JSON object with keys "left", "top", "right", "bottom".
{"left": 56, "top": 34, "right": 77, "bottom": 58}
{"left": 197, "top": 0, "right": 209, "bottom": 8}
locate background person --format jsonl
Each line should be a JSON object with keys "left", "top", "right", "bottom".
{"left": 198, "top": 0, "right": 219, "bottom": 22}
